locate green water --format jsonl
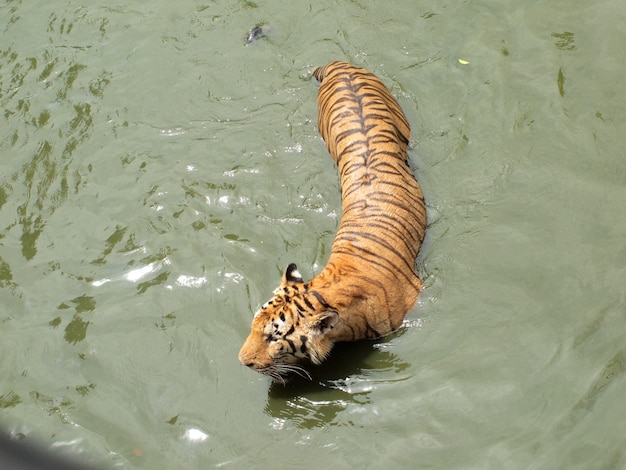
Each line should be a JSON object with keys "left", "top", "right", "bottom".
{"left": 1, "top": 0, "right": 625, "bottom": 468}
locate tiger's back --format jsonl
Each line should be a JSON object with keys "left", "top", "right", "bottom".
{"left": 313, "top": 61, "right": 426, "bottom": 327}
{"left": 239, "top": 61, "right": 426, "bottom": 381}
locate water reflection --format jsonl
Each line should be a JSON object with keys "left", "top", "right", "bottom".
{"left": 181, "top": 427, "right": 209, "bottom": 443}
{"left": 265, "top": 337, "right": 410, "bottom": 429}
{"left": 63, "top": 315, "right": 90, "bottom": 345}
{"left": 0, "top": 392, "right": 22, "bottom": 409}
{"left": 91, "top": 255, "right": 170, "bottom": 289}
{"left": 553, "top": 349, "right": 625, "bottom": 439}
{"left": 49, "top": 295, "right": 98, "bottom": 345}
{"left": 3, "top": 48, "right": 99, "bottom": 261}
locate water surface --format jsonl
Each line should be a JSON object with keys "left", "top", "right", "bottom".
{"left": 1, "top": 0, "right": 625, "bottom": 468}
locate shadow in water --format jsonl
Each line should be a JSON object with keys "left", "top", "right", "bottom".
{"left": 0, "top": 430, "right": 101, "bottom": 470}
{"left": 264, "top": 332, "right": 411, "bottom": 428}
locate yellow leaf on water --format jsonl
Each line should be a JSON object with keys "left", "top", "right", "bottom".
{"left": 458, "top": 59, "right": 470, "bottom": 65}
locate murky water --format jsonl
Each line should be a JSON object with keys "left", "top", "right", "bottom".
{"left": 1, "top": 0, "right": 625, "bottom": 468}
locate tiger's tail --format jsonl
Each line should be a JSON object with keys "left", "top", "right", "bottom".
{"left": 312, "top": 62, "right": 336, "bottom": 83}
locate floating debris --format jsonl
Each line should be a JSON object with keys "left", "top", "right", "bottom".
{"left": 551, "top": 31, "right": 576, "bottom": 51}
{"left": 557, "top": 67, "right": 565, "bottom": 97}
{"left": 245, "top": 24, "right": 271, "bottom": 45}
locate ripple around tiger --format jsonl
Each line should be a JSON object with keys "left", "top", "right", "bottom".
{"left": 239, "top": 61, "right": 426, "bottom": 382}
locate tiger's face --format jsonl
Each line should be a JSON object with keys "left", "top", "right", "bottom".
{"left": 238, "top": 264, "right": 339, "bottom": 382}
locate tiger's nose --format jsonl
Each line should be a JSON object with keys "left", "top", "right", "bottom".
{"left": 240, "top": 358, "right": 262, "bottom": 370}
{"left": 238, "top": 350, "right": 257, "bottom": 368}
{"left": 239, "top": 353, "right": 267, "bottom": 371}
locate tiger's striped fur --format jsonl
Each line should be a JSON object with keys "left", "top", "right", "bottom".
{"left": 239, "top": 61, "right": 426, "bottom": 381}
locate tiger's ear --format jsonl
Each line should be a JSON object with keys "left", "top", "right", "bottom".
{"left": 282, "top": 263, "right": 304, "bottom": 285}
{"left": 308, "top": 311, "right": 339, "bottom": 336}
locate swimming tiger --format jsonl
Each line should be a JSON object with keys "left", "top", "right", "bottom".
{"left": 238, "top": 61, "right": 426, "bottom": 382}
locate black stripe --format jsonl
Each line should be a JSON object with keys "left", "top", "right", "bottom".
{"left": 311, "top": 290, "right": 332, "bottom": 310}
{"left": 299, "top": 335, "right": 308, "bottom": 354}
{"left": 302, "top": 295, "right": 315, "bottom": 310}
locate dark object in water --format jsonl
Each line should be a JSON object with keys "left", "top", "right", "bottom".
{"left": 0, "top": 432, "right": 100, "bottom": 470}
{"left": 246, "top": 24, "right": 271, "bottom": 44}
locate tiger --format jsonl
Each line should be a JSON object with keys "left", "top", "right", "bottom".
{"left": 238, "top": 61, "right": 426, "bottom": 382}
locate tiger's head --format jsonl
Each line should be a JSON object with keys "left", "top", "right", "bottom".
{"left": 238, "top": 263, "right": 339, "bottom": 382}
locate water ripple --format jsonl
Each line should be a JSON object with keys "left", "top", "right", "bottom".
{"left": 92, "top": 258, "right": 170, "bottom": 287}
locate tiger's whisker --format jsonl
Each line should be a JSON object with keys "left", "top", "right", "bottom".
{"left": 273, "top": 363, "right": 312, "bottom": 381}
